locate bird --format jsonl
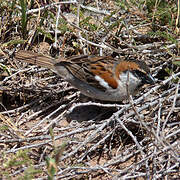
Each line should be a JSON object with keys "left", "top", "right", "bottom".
{"left": 14, "top": 50, "right": 155, "bottom": 102}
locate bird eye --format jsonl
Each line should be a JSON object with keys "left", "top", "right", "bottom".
{"left": 133, "top": 70, "right": 154, "bottom": 85}
{"left": 133, "top": 70, "right": 146, "bottom": 78}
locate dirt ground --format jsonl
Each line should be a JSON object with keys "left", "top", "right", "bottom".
{"left": 0, "top": 0, "right": 179, "bottom": 179}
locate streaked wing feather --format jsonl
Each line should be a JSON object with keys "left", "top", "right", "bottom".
{"left": 60, "top": 56, "right": 118, "bottom": 91}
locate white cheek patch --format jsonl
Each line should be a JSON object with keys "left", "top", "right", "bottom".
{"left": 119, "top": 72, "right": 139, "bottom": 84}
{"left": 95, "top": 75, "right": 111, "bottom": 89}
{"left": 119, "top": 72, "right": 128, "bottom": 84}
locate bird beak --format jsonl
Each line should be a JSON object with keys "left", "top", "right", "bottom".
{"left": 146, "top": 74, "right": 155, "bottom": 84}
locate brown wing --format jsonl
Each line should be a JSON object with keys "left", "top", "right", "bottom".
{"left": 15, "top": 51, "right": 119, "bottom": 91}
{"left": 55, "top": 55, "right": 119, "bottom": 91}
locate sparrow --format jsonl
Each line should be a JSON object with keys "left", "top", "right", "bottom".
{"left": 14, "top": 50, "right": 155, "bottom": 102}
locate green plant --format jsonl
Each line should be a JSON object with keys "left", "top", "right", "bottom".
{"left": 19, "top": 0, "right": 28, "bottom": 39}
{"left": 45, "top": 127, "right": 67, "bottom": 180}
{"left": 3, "top": 150, "right": 41, "bottom": 179}
{"left": 146, "top": 0, "right": 177, "bottom": 26}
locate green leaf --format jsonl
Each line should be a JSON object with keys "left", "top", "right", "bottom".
{"left": 2, "top": 39, "right": 25, "bottom": 47}
{"left": 19, "top": 0, "right": 28, "bottom": 39}
{"left": 46, "top": 157, "right": 57, "bottom": 180}
{"left": 173, "top": 60, "right": 180, "bottom": 66}
{"left": 37, "top": 27, "right": 54, "bottom": 41}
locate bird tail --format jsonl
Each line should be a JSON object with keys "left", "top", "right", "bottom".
{"left": 14, "top": 50, "right": 58, "bottom": 70}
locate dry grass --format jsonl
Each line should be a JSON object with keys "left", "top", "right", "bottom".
{"left": 0, "top": 0, "right": 180, "bottom": 179}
